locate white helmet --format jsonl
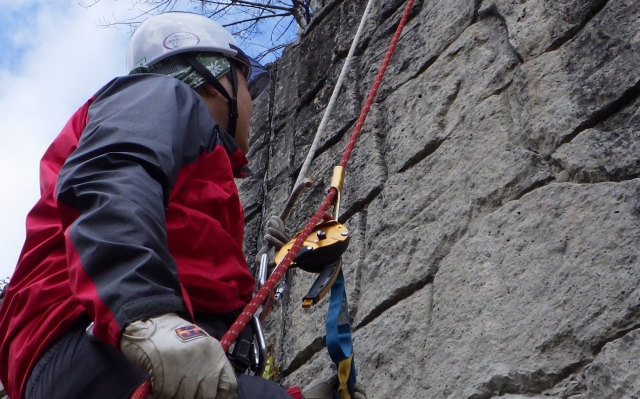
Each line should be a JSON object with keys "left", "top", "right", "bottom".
{"left": 127, "top": 12, "right": 270, "bottom": 137}
{"left": 127, "top": 12, "right": 249, "bottom": 73}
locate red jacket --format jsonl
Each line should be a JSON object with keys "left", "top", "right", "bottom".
{"left": 0, "top": 74, "right": 255, "bottom": 398}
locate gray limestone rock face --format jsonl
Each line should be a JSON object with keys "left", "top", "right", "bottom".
{"left": 567, "top": 330, "right": 640, "bottom": 398}
{"left": 495, "top": 396, "right": 559, "bottom": 399}
{"left": 552, "top": 97, "right": 640, "bottom": 184}
{"left": 344, "top": 181, "right": 640, "bottom": 399}
{"left": 240, "top": 0, "right": 640, "bottom": 397}
{"left": 508, "top": 0, "right": 640, "bottom": 156}
{"left": 420, "top": 181, "right": 640, "bottom": 398}
{"left": 479, "top": 0, "right": 611, "bottom": 60}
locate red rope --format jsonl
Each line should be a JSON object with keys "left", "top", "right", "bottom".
{"left": 130, "top": 382, "right": 151, "bottom": 399}
{"left": 221, "top": 189, "right": 337, "bottom": 350}
{"left": 221, "top": 0, "right": 416, "bottom": 351}
{"left": 340, "top": 0, "right": 415, "bottom": 168}
{"left": 133, "top": 0, "right": 415, "bottom": 396}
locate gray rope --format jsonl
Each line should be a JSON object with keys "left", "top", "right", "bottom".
{"left": 293, "top": 0, "right": 376, "bottom": 188}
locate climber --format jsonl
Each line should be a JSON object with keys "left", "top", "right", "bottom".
{"left": 0, "top": 11, "right": 364, "bottom": 399}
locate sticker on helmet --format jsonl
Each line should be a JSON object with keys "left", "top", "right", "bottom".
{"left": 175, "top": 325, "right": 207, "bottom": 342}
{"left": 163, "top": 32, "right": 200, "bottom": 49}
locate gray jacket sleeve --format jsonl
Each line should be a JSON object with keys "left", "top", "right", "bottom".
{"left": 56, "top": 74, "right": 221, "bottom": 346}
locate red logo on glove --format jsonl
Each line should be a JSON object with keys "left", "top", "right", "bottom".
{"left": 175, "top": 325, "right": 207, "bottom": 342}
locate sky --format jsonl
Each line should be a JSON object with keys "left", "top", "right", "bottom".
{"left": 0, "top": 0, "right": 295, "bottom": 279}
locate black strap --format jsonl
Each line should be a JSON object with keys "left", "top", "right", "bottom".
{"left": 227, "top": 63, "right": 238, "bottom": 137}
{"left": 228, "top": 322, "right": 257, "bottom": 373}
{"left": 184, "top": 54, "right": 238, "bottom": 137}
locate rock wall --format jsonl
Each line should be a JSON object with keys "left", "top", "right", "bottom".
{"left": 240, "top": 0, "right": 640, "bottom": 398}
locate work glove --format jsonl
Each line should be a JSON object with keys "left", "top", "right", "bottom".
{"left": 120, "top": 313, "right": 237, "bottom": 399}
{"left": 301, "top": 375, "right": 367, "bottom": 399}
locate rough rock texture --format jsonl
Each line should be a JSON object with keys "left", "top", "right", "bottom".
{"left": 240, "top": 0, "right": 640, "bottom": 398}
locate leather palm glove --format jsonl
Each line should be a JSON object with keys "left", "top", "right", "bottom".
{"left": 301, "top": 375, "right": 366, "bottom": 399}
{"left": 120, "top": 313, "right": 237, "bottom": 399}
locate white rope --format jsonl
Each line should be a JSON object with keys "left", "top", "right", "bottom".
{"left": 293, "top": 0, "right": 377, "bottom": 188}
{"left": 256, "top": 0, "right": 377, "bottom": 261}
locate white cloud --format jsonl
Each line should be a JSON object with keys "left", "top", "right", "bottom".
{"left": 0, "top": 0, "right": 33, "bottom": 7}
{"left": 0, "top": 1, "right": 140, "bottom": 278}
{"left": 0, "top": 0, "right": 285, "bottom": 279}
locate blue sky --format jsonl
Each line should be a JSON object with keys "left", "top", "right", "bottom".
{"left": 0, "top": 0, "right": 295, "bottom": 278}
{"left": 0, "top": 0, "right": 139, "bottom": 278}
{"left": 0, "top": 2, "right": 38, "bottom": 73}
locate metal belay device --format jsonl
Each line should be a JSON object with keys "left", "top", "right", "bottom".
{"left": 279, "top": 228, "right": 358, "bottom": 399}
{"left": 275, "top": 218, "right": 350, "bottom": 308}
{"left": 273, "top": 166, "right": 358, "bottom": 399}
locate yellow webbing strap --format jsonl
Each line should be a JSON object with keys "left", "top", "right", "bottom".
{"left": 337, "top": 355, "right": 354, "bottom": 399}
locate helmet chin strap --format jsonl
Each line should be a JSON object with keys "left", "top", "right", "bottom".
{"left": 184, "top": 54, "right": 238, "bottom": 138}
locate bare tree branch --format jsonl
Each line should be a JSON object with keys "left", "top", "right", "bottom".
{"left": 222, "top": 12, "right": 290, "bottom": 27}
{"left": 87, "top": 0, "right": 313, "bottom": 61}
{"left": 201, "top": 0, "right": 294, "bottom": 13}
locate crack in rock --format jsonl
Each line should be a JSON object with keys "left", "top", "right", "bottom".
{"left": 466, "top": 360, "right": 591, "bottom": 399}
{"left": 339, "top": 185, "right": 383, "bottom": 224}
{"left": 354, "top": 275, "right": 434, "bottom": 331}
{"left": 545, "top": 0, "right": 611, "bottom": 53}
{"left": 512, "top": 176, "right": 556, "bottom": 201}
{"left": 280, "top": 335, "right": 326, "bottom": 377}
{"left": 397, "top": 137, "right": 448, "bottom": 174}
{"left": 559, "top": 78, "right": 640, "bottom": 149}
